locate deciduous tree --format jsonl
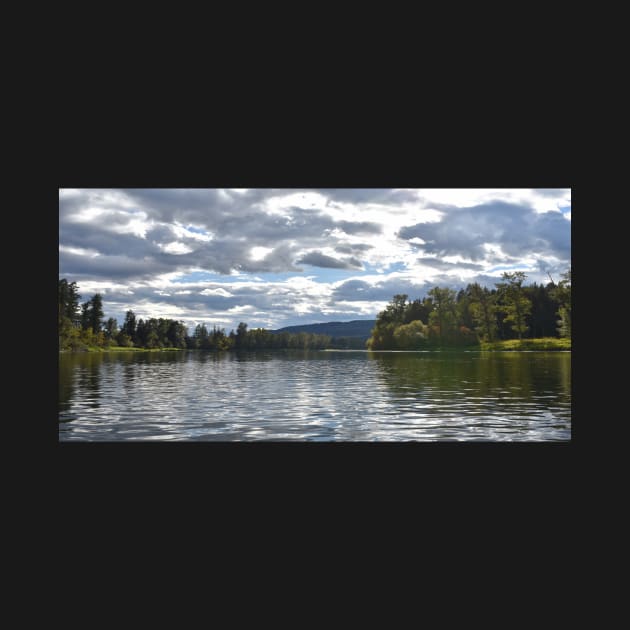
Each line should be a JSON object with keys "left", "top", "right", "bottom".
{"left": 495, "top": 272, "right": 531, "bottom": 340}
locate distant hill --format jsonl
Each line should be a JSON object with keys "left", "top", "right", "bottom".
{"left": 272, "top": 319, "right": 376, "bottom": 339}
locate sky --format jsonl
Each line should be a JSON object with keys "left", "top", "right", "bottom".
{"left": 59, "top": 188, "right": 571, "bottom": 332}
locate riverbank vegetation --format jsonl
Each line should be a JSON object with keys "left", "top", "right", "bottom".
{"left": 59, "top": 269, "right": 571, "bottom": 353}
{"left": 58, "top": 279, "right": 331, "bottom": 352}
{"left": 480, "top": 338, "right": 571, "bottom": 351}
{"left": 366, "top": 270, "right": 571, "bottom": 350}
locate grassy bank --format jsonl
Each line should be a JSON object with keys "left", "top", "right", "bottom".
{"left": 480, "top": 338, "right": 571, "bottom": 351}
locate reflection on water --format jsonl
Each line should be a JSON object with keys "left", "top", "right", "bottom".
{"left": 367, "top": 351, "right": 571, "bottom": 441}
{"left": 59, "top": 350, "right": 571, "bottom": 442}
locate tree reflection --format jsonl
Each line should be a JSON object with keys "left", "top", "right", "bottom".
{"left": 74, "top": 352, "right": 105, "bottom": 410}
{"left": 58, "top": 354, "right": 76, "bottom": 420}
{"left": 367, "top": 351, "right": 570, "bottom": 408}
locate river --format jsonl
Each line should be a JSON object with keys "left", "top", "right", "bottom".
{"left": 59, "top": 350, "right": 571, "bottom": 441}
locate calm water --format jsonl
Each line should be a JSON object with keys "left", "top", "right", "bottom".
{"left": 58, "top": 350, "right": 571, "bottom": 442}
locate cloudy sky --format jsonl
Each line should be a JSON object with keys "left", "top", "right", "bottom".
{"left": 59, "top": 188, "right": 571, "bottom": 332}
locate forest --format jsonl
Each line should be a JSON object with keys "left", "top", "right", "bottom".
{"left": 58, "top": 278, "right": 331, "bottom": 351}
{"left": 366, "top": 270, "right": 571, "bottom": 350}
{"left": 59, "top": 269, "right": 570, "bottom": 352}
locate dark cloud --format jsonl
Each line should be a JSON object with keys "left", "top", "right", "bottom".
{"left": 334, "top": 243, "right": 373, "bottom": 255}
{"left": 298, "top": 252, "right": 362, "bottom": 270}
{"left": 533, "top": 189, "right": 570, "bottom": 198}
{"left": 59, "top": 251, "right": 171, "bottom": 279}
{"left": 239, "top": 244, "right": 303, "bottom": 274}
{"left": 102, "top": 286, "right": 246, "bottom": 312}
{"left": 331, "top": 270, "right": 534, "bottom": 305}
{"left": 61, "top": 221, "right": 156, "bottom": 258}
{"left": 122, "top": 188, "right": 229, "bottom": 225}
{"left": 398, "top": 201, "right": 570, "bottom": 262}
{"left": 60, "top": 190, "right": 392, "bottom": 280}
{"left": 337, "top": 220, "right": 382, "bottom": 235}
{"left": 331, "top": 277, "right": 427, "bottom": 303}
{"left": 316, "top": 189, "right": 420, "bottom": 205}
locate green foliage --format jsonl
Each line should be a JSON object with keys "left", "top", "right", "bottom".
{"left": 525, "top": 283, "right": 560, "bottom": 338}
{"left": 329, "top": 336, "right": 366, "bottom": 349}
{"left": 456, "top": 289, "right": 474, "bottom": 329}
{"left": 557, "top": 306, "right": 571, "bottom": 338}
{"left": 235, "top": 322, "right": 248, "bottom": 350}
{"left": 381, "top": 294, "right": 408, "bottom": 325}
{"left": 122, "top": 310, "right": 137, "bottom": 340}
{"left": 58, "top": 315, "right": 84, "bottom": 351}
{"left": 428, "top": 287, "right": 458, "bottom": 345}
{"left": 480, "top": 337, "right": 571, "bottom": 351}
{"left": 232, "top": 327, "right": 330, "bottom": 351}
{"left": 393, "top": 320, "right": 428, "bottom": 350}
{"left": 116, "top": 331, "right": 133, "bottom": 347}
{"left": 104, "top": 317, "right": 118, "bottom": 342}
{"left": 551, "top": 268, "right": 571, "bottom": 338}
{"left": 367, "top": 292, "right": 478, "bottom": 350}
{"left": 365, "top": 269, "right": 570, "bottom": 350}
{"left": 403, "top": 297, "right": 434, "bottom": 325}
{"left": 366, "top": 320, "right": 397, "bottom": 350}
{"left": 58, "top": 279, "right": 81, "bottom": 325}
{"left": 89, "top": 294, "right": 104, "bottom": 333}
{"left": 495, "top": 272, "right": 532, "bottom": 340}
{"left": 468, "top": 283, "right": 498, "bottom": 342}
{"left": 80, "top": 294, "right": 104, "bottom": 332}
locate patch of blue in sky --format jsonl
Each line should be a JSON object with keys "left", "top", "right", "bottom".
{"left": 559, "top": 205, "right": 571, "bottom": 214}
{"left": 173, "top": 271, "right": 225, "bottom": 283}
{"left": 245, "top": 271, "right": 308, "bottom": 283}
{"left": 383, "top": 262, "right": 406, "bottom": 273}
{"left": 299, "top": 266, "right": 365, "bottom": 283}
{"left": 186, "top": 225, "right": 210, "bottom": 234}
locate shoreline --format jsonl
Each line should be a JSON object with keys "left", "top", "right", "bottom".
{"left": 59, "top": 347, "right": 182, "bottom": 353}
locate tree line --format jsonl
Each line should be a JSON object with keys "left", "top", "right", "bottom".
{"left": 367, "top": 270, "right": 571, "bottom": 350}
{"left": 58, "top": 279, "right": 331, "bottom": 351}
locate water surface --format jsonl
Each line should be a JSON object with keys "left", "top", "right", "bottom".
{"left": 59, "top": 350, "right": 571, "bottom": 441}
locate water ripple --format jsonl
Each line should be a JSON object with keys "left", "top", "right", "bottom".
{"left": 59, "top": 350, "right": 571, "bottom": 441}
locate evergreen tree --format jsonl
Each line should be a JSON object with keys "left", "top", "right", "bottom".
{"left": 456, "top": 289, "right": 473, "bottom": 329}
{"left": 235, "top": 322, "right": 248, "bottom": 350}
{"left": 167, "top": 320, "right": 187, "bottom": 348}
{"left": 58, "top": 279, "right": 81, "bottom": 324}
{"left": 81, "top": 301, "right": 91, "bottom": 330}
{"left": 88, "top": 294, "right": 104, "bottom": 333}
{"left": 193, "top": 324, "right": 209, "bottom": 349}
{"left": 403, "top": 297, "right": 433, "bottom": 324}
{"left": 135, "top": 319, "right": 147, "bottom": 347}
{"left": 122, "top": 310, "right": 137, "bottom": 340}
{"left": 104, "top": 317, "right": 118, "bottom": 342}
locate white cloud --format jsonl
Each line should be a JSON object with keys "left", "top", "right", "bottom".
{"left": 200, "top": 288, "right": 233, "bottom": 297}
{"left": 59, "top": 245, "right": 101, "bottom": 258}
{"left": 250, "top": 246, "right": 273, "bottom": 261}
{"left": 159, "top": 241, "right": 195, "bottom": 255}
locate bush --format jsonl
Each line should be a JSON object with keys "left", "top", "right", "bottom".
{"left": 393, "top": 320, "right": 429, "bottom": 350}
